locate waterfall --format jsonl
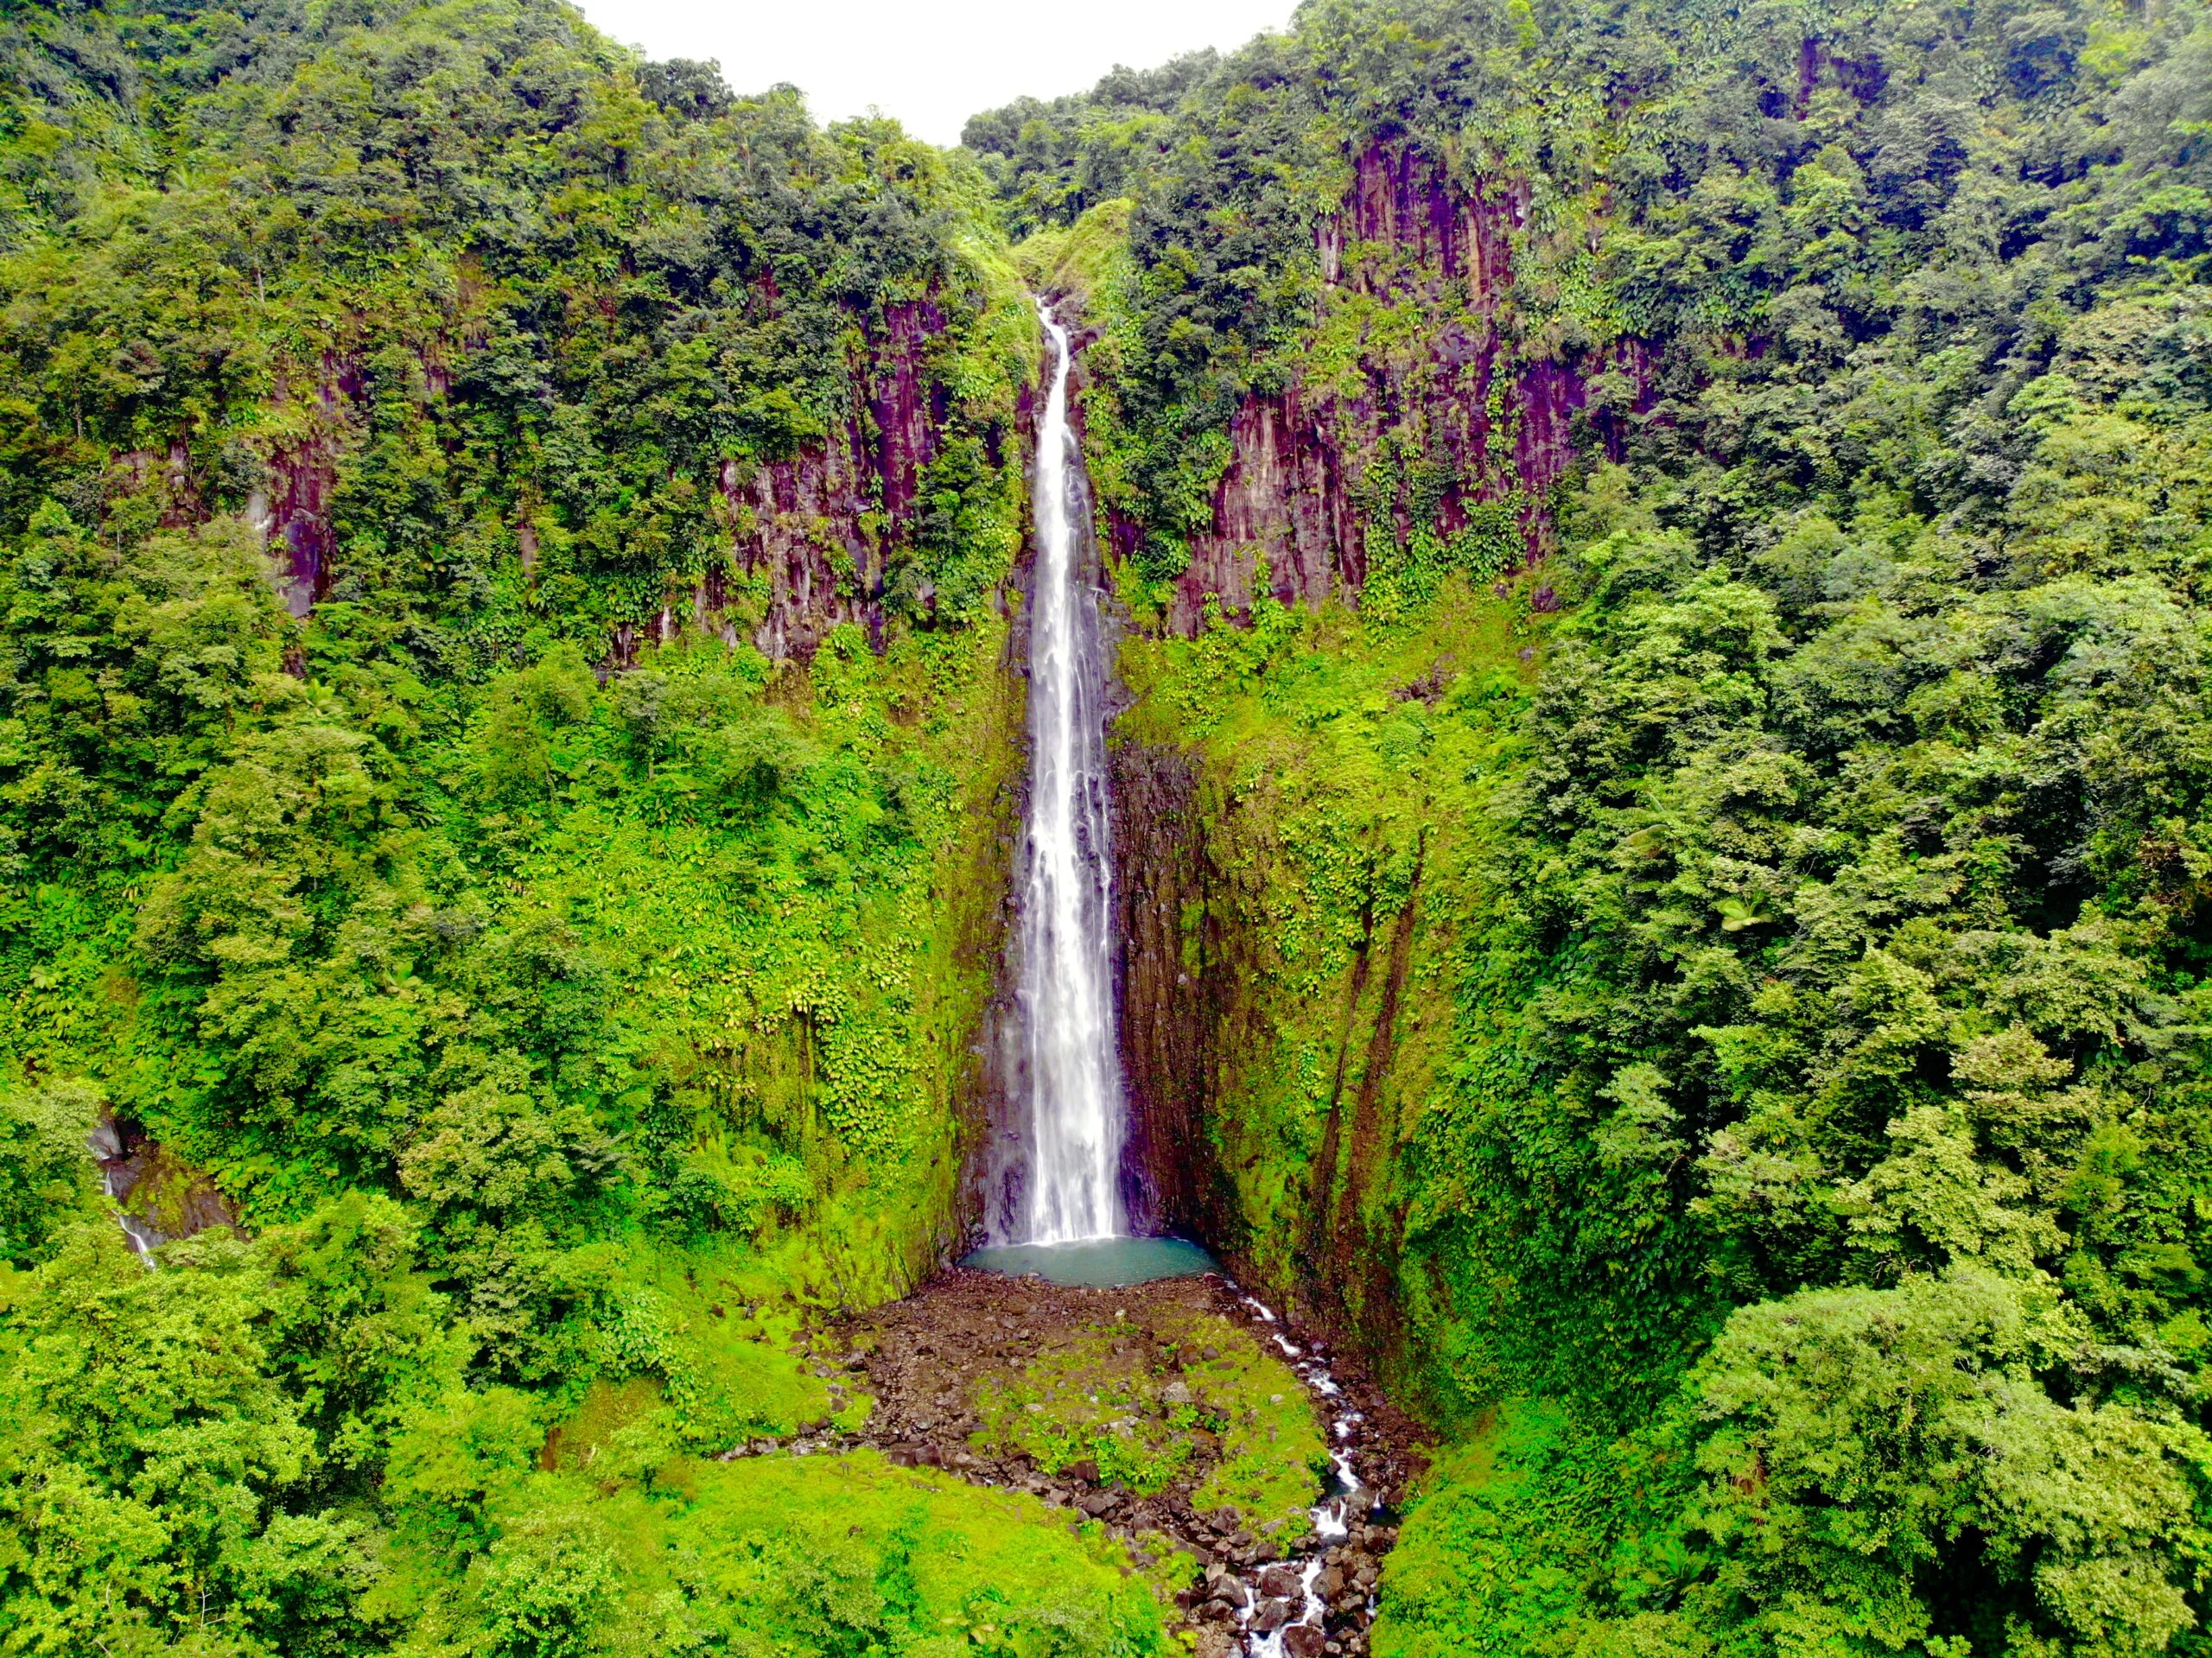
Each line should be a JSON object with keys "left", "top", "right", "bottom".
{"left": 1001, "top": 299, "right": 1126, "bottom": 1246}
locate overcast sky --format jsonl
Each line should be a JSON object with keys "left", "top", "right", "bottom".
{"left": 570, "top": 0, "right": 1295, "bottom": 147}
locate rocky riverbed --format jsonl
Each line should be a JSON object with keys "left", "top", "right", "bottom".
{"left": 719, "top": 1267, "right": 1426, "bottom": 1658}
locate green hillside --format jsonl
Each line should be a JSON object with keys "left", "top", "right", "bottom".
{"left": 3, "top": 0, "right": 2210, "bottom": 1652}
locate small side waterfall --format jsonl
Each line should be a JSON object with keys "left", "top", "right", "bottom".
{"left": 998, "top": 300, "right": 1127, "bottom": 1246}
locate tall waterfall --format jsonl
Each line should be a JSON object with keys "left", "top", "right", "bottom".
{"left": 1003, "top": 300, "right": 1126, "bottom": 1245}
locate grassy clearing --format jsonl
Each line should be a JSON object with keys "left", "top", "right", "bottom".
{"left": 969, "top": 1301, "right": 1328, "bottom": 1535}
{"left": 389, "top": 1445, "right": 1173, "bottom": 1657}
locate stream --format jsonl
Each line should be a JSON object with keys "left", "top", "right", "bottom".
{"left": 761, "top": 1267, "right": 1413, "bottom": 1658}
{"left": 1218, "top": 1285, "right": 1390, "bottom": 1658}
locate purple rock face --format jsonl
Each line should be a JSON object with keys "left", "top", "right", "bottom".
{"left": 231, "top": 296, "right": 961, "bottom": 664}
{"left": 1165, "top": 141, "right": 1653, "bottom": 635}
{"left": 719, "top": 296, "right": 953, "bottom": 661}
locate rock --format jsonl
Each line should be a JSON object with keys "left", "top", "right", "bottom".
{"left": 1254, "top": 1598, "right": 1293, "bottom": 1633}
{"left": 1283, "top": 1626, "right": 1328, "bottom": 1658}
{"left": 1065, "top": 1459, "right": 1100, "bottom": 1485}
{"left": 1316, "top": 1566, "right": 1344, "bottom": 1601}
{"left": 1161, "top": 1380, "right": 1193, "bottom": 1407}
{"left": 1077, "top": 1490, "right": 1116, "bottom": 1517}
{"left": 1259, "top": 1566, "right": 1301, "bottom": 1598}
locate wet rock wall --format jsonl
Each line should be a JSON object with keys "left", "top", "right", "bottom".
{"left": 1165, "top": 141, "right": 1651, "bottom": 632}
{"left": 1109, "top": 741, "right": 1436, "bottom": 1376}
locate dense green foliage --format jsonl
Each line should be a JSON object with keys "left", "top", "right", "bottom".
{"left": 7, "top": 0, "right": 2212, "bottom": 1652}
{"left": 962, "top": 53, "right": 1218, "bottom": 241}
{"left": 0, "top": 0, "right": 1133, "bottom": 1649}
{"left": 1014, "top": 0, "right": 2212, "bottom": 1654}
{"left": 0, "top": 1214, "right": 1169, "bottom": 1655}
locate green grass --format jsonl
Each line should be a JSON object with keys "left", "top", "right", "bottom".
{"left": 396, "top": 1449, "right": 1174, "bottom": 1657}
{"left": 969, "top": 1303, "right": 1328, "bottom": 1535}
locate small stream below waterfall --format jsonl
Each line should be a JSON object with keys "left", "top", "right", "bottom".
{"left": 766, "top": 1267, "right": 1414, "bottom": 1658}
{"left": 1216, "top": 1284, "right": 1392, "bottom": 1658}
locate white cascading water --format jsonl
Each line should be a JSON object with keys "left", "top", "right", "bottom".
{"left": 1005, "top": 299, "right": 1126, "bottom": 1245}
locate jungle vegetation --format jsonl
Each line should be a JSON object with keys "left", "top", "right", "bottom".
{"left": 1, "top": 0, "right": 2209, "bottom": 1654}
{"left": 983, "top": 1, "right": 2212, "bottom": 1654}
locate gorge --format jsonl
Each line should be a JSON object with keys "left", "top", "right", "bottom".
{"left": 1, "top": 1, "right": 2210, "bottom": 1656}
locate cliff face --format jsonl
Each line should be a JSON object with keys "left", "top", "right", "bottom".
{"left": 213, "top": 297, "right": 976, "bottom": 663}
{"left": 1166, "top": 142, "right": 1646, "bottom": 632}
{"left": 1109, "top": 741, "right": 1223, "bottom": 1239}
{"left": 713, "top": 297, "right": 953, "bottom": 660}
{"left": 1109, "top": 735, "right": 1443, "bottom": 1372}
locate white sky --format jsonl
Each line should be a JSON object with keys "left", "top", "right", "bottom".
{"left": 572, "top": 0, "right": 1296, "bottom": 147}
